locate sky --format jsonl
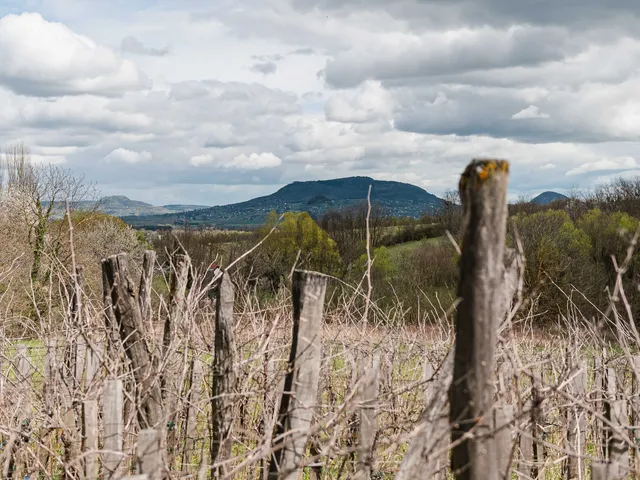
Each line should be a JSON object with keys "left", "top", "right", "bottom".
{"left": 1, "top": 0, "right": 640, "bottom": 206}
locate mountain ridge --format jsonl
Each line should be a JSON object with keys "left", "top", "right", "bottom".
{"left": 123, "top": 176, "right": 444, "bottom": 228}
{"left": 57, "top": 196, "right": 209, "bottom": 217}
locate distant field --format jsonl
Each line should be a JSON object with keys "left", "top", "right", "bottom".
{"left": 388, "top": 235, "right": 445, "bottom": 262}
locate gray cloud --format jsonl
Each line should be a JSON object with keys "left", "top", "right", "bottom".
{"left": 290, "top": 47, "right": 317, "bottom": 55}
{"left": 252, "top": 53, "right": 284, "bottom": 62}
{"left": 121, "top": 36, "right": 170, "bottom": 56}
{"left": 290, "top": 0, "right": 640, "bottom": 31}
{"left": 251, "top": 61, "right": 278, "bottom": 75}
{"left": 324, "top": 25, "right": 581, "bottom": 88}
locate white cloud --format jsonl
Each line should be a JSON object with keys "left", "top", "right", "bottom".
{"left": 104, "top": 148, "right": 152, "bottom": 164}
{"left": 230, "top": 152, "right": 282, "bottom": 169}
{"left": 566, "top": 156, "right": 637, "bottom": 176}
{"left": 121, "top": 36, "right": 170, "bottom": 56}
{"left": 511, "top": 105, "right": 550, "bottom": 119}
{"left": 325, "top": 81, "right": 393, "bottom": 123}
{"left": 190, "top": 152, "right": 282, "bottom": 169}
{"left": 0, "top": 12, "right": 149, "bottom": 96}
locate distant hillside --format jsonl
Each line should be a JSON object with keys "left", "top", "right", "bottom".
{"left": 124, "top": 176, "right": 444, "bottom": 228}
{"left": 56, "top": 196, "right": 209, "bottom": 217}
{"left": 531, "top": 191, "right": 569, "bottom": 205}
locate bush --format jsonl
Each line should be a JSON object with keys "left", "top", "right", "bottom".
{"left": 247, "top": 211, "right": 341, "bottom": 291}
{"left": 510, "top": 209, "right": 595, "bottom": 317}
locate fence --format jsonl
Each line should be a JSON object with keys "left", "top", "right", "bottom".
{"left": 0, "top": 159, "right": 639, "bottom": 479}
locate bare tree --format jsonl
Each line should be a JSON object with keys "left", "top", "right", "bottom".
{"left": 1, "top": 142, "right": 97, "bottom": 282}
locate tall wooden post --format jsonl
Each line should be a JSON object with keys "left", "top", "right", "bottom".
{"left": 163, "top": 252, "right": 190, "bottom": 466}
{"left": 449, "top": 159, "right": 509, "bottom": 480}
{"left": 103, "top": 254, "right": 163, "bottom": 430}
{"left": 138, "top": 250, "right": 156, "bottom": 324}
{"left": 103, "top": 379, "right": 124, "bottom": 479}
{"left": 211, "top": 272, "right": 238, "bottom": 478}
{"left": 268, "top": 271, "right": 327, "bottom": 480}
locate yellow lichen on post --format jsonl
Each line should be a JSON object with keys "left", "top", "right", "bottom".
{"left": 459, "top": 158, "right": 509, "bottom": 192}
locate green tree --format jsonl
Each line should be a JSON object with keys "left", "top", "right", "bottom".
{"left": 254, "top": 211, "right": 341, "bottom": 290}
{"left": 576, "top": 208, "right": 640, "bottom": 314}
{"left": 353, "top": 246, "right": 396, "bottom": 284}
{"left": 577, "top": 208, "right": 639, "bottom": 274}
{"left": 510, "top": 209, "right": 593, "bottom": 317}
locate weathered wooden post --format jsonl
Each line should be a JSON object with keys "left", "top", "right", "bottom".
{"left": 138, "top": 250, "right": 156, "bottom": 323}
{"left": 423, "top": 362, "right": 448, "bottom": 480}
{"left": 83, "top": 399, "right": 99, "bottom": 479}
{"left": 632, "top": 356, "right": 640, "bottom": 475}
{"left": 354, "top": 351, "right": 381, "bottom": 480}
{"left": 396, "top": 160, "right": 515, "bottom": 480}
{"left": 182, "top": 356, "right": 204, "bottom": 473}
{"left": 494, "top": 405, "right": 515, "bottom": 479}
{"left": 604, "top": 367, "right": 617, "bottom": 461}
{"left": 163, "top": 252, "right": 190, "bottom": 466}
{"left": 103, "top": 379, "right": 124, "bottom": 479}
{"left": 608, "top": 400, "right": 629, "bottom": 478}
{"left": 136, "top": 429, "right": 162, "bottom": 480}
{"left": 564, "top": 359, "right": 587, "bottom": 480}
{"left": 594, "top": 352, "right": 604, "bottom": 459}
{"left": 103, "top": 254, "right": 163, "bottom": 430}
{"left": 449, "top": 159, "right": 509, "bottom": 480}
{"left": 268, "top": 270, "right": 327, "bottom": 480}
{"left": 211, "top": 272, "right": 238, "bottom": 478}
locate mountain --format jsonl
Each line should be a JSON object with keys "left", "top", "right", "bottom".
{"left": 56, "top": 196, "right": 209, "bottom": 217}
{"left": 123, "top": 176, "right": 444, "bottom": 228}
{"left": 531, "top": 191, "right": 569, "bottom": 205}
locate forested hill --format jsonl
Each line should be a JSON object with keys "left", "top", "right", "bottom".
{"left": 531, "top": 191, "right": 569, "bottom": 205}
{"left": 124, "top": 176, "right": 444, "bottom": 228}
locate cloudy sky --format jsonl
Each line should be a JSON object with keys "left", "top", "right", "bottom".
{"left": 1, "top": 0, "right": 639, "bottom": 206}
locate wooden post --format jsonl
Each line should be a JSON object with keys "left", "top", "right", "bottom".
{"left": 101, "top": 259, "right": 119, "bottom": 365}
{"left": 182, "top": 356, "right": 204, "bottom": 473}
{"left": 83, "top": 400, "right": 99, "bottom": 479}
{"left": 604, "top": 367, "right": 617, "bottom": 461}
{"left": 594, "top": 352, "right": 603, "bottom": 459}
{"left": 75, "top": 337, "right": 87, "bottom": 390}
{"left": 631, "top": 356, "right": 640, "bottom": 475}
{"left": 17, "top": 343, "right": 33, "bottom": 421}
{"left": 43, "top": 338, "right": 56, "bottom": 409}
{"left": 397, "top": 245, "right": 518, "bottom": 480}
{"left": 85, "top": 342, "right": 102, "bottom": 398}
{"left": 518, "top": 405, "right": 534, "bottom": 480}
{"left": 71, "top": 265, "right": 84, "bottom": 326}
{"left": 103, "top": 379, "right": 124, "bottom": 479}
{"left": 354, "top": 351, "right": 381, "bottom": 480}
{"left": 268, "top": 270, "right": 327, "bottom": 480}
{"left": 608, "top": 400, "right": 629, "bottom": 478}
{"left": 138, "top": 250, "right": 156, "bottom": 323}
{"left": 103, "top": 254, "right": 163, "bottom": 430}
{"left": 211, "top": 272, "right": 238, "bottom": 478}
{"left": 163, "top": 252, "right": 190, "bottom": 466}
{"left": 136, "top": 429, "right": 162, "bottom": 480}
{"left": 591, "top": 462, "right": 619, "bottom": 480}
{"left": 564, "top": 361, "right": 587, "bottom": 479}
{"left": 494, "top": 405, "right": 514, "bottom": 479}
{"left": 449, "top": 159, "right": 509, "bottom": 480}
{"left": 423, "top": 362, "right": 448, "bottom": 480}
